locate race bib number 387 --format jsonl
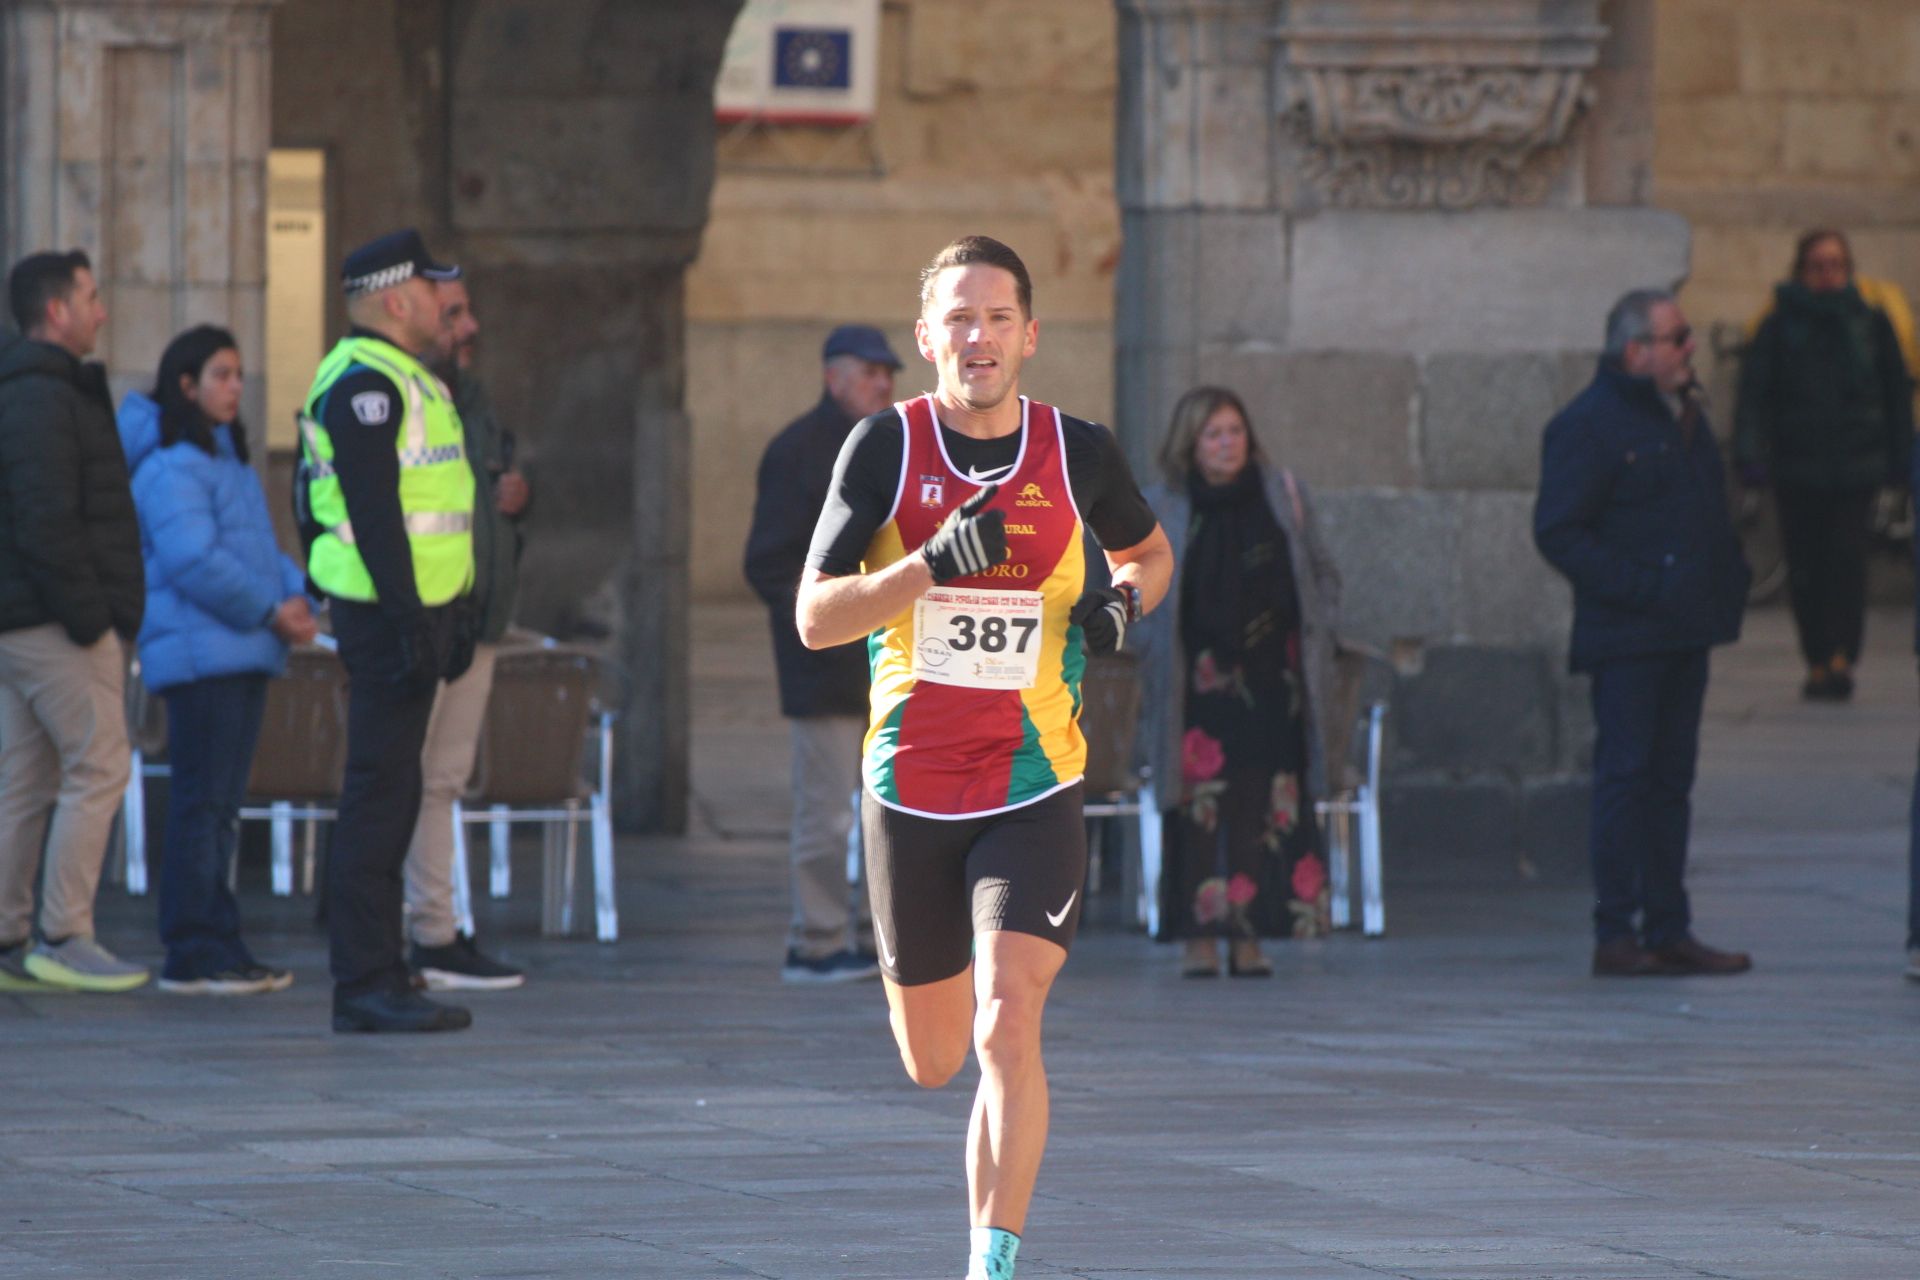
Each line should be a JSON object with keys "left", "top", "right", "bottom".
{"left": 912, "top": 586, "right": 1045, "bottom": 690}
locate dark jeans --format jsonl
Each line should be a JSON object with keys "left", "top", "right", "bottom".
{"left": 158, "top": 673, "right": 269, "bottom": 979}
{"left": 1775, "top": 483, "right": 1873, "bottom": 668}
{"left": 327, "top": 599, "right": 451, "bottom": 996}
{"left": 1588, "top": 649, "right": 1709, "bottom": 948}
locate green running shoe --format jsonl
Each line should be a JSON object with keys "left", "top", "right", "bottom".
{"left": 25, "top": 937, "right": 149, "bottom": 992}
{"left": 0, "top": 941, "right": 57, "bottom": 992}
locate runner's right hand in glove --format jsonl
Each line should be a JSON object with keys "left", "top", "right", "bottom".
{"left": 921, "top": 483, "right": 1008, "bottom": 583}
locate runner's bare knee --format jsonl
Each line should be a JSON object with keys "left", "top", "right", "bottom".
{"left": 889, "top": 978, "right": 973, "bottom": 1087}
{"left": 972, "top": 988, "right": 1043, "bottom": 1075}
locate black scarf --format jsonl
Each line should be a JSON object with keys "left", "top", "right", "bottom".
{"left": 1181, "top": 464, "right": 1297, "bottom": 673}
{"left": 1775, "top": 281, "right": 1879, "bottom": 397}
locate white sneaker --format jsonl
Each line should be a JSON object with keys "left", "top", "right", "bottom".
{"left": 157, "top": 968, "right": 276, "bottom": 996}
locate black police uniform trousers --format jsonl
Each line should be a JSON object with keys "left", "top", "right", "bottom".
{"left": 1587, "top": 647, "right": 1708, "bottom": 950}
{"left": 327, "top": 599, "right": 458, "bottom": 996}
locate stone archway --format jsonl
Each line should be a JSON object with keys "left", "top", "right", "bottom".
{"left": 268, "top": 0, "right": 747, "bottom": 832}
{"left": 0, "top": 0, "right": 781, "bottom": 835}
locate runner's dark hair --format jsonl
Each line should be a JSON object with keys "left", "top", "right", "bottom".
{"left": 919, "top": 235, "right": 1033, "bottom": 317}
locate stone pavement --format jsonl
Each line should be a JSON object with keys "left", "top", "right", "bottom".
{"left": 3, "top": 603, "right": 1918, "bottom": 1280}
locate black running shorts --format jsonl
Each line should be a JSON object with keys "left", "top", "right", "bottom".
{"left": 862, "top": 784, "right": 1087, "bottom": 987}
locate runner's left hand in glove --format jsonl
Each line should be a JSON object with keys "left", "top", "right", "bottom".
{"left": 1070, "top": 585, "right": 1134, "bottom": 656}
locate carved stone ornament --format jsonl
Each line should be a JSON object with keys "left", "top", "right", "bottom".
{"left": 1274, "top": 11, "right": 1607, "bottom": 210}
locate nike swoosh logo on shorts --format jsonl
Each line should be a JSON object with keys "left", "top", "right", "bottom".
{"left": 1046, "top": 891, "right": 1077, "bottom": 929}
{"left": 874, "top": 923, "right": 896, "bottom": 969}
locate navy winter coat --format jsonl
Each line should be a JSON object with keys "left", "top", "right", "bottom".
{"left": 1534, "top": 361, "right": 1750, "bottom": 673}
{"left": 742, "top": 393, "right": 869, "bottom": 719}
{"left": 118, "top": 393, "right": 307, "bottom": 692}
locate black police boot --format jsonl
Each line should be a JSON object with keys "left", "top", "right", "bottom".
{"left": 333, "top": 984, "right": 472, "bottom": 1033}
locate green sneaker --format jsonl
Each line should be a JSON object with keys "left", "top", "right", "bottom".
{"left": 0, "top": 941, "right": 56, "bottom": 993}
{"left": 25, "top": 937, "right": 149, "bottom": 992}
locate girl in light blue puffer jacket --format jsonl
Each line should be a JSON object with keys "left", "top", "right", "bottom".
{"left": 119, "top": 325, "right": 316, "bottom": 995}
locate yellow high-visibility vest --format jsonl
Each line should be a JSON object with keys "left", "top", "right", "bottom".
{"left": 297, "top": 335, "right": 475, "bottom": 605}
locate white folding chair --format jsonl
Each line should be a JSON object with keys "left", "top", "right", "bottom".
{"left": 238, "top": 646, "right": 348, "bottom": 896}
{"left": 117, "top": 662, "right": 169, "bottom": 896}
{"left": 452, "top": 644, "right": 618, "bottom": 941}
{"left": 1315, "top": 641, "right": 1390, "bottom": 936}
{"left": 1077, "top": 652, "right": 1147, "bottom": 905}
{"left": 1317, "top": 701, "right": 1386, "bottom": 936}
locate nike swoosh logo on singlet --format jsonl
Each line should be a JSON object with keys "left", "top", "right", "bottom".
{"left": 957, "top": 463, "right": 1014, "bottom": 484}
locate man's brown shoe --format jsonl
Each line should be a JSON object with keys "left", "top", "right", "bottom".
{"left": 1592, "top": 937, "right": 1669, "bottom": 976}
{"left": 1650, "top": 935, "right": 1751, "bottom": 975}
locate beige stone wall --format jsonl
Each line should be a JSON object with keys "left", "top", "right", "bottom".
{"left": 1654, "top": 0, "right": 1920, "bottom": 396}
{"left": 2, "top": 1, "right": 277, "bottom": 424}
{"left": 686, "top": 0, "right": 1120, "bottom": 600}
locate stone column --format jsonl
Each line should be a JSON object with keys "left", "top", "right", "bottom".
{"left": 1114, "top": 0, "right": 1281, "bottom": 479}
{"left": 0, "top": 0, "right": 278, "bottom": 425}
{"left": 443, "top": 0, "right": 743, "bottom": 833}
{"left": 1115, "top": 0, "right": 1691, "bottom": 880}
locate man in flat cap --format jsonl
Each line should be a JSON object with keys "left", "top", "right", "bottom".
{"left": 743, "top": 325, "right": 901, "bottom": 983}
{"left": 296, "top": 229, "right": 479, "bottom": 1032}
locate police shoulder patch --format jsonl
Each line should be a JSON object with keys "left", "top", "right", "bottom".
{"left": 350, "top": 391, "right": 391, "bottom": 426}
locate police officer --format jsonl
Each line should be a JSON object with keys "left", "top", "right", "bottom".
{"left": 298, "top": 230, "right": 478, "bottom": 1032}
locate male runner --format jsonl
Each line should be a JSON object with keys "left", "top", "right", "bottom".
{"left": 796, "top": 235, "right": 1173, "bottom": 1280}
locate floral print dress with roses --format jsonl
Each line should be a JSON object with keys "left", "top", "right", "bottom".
{"left": 1162, "top": 466, "right": 1328, "bottom": 941}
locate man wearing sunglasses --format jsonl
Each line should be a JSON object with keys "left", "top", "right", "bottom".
{"left": 1534, "top": 288, "right": 1754, "bottom": 978}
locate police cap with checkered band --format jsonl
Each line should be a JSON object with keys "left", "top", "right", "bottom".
{"left": 340, "top": 228, "right": 461, "bottom": 298}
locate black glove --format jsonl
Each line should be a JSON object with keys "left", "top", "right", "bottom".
{"left": 1070, "top": 585, "right": 1133, "bottom": 656}
{"left": 397, "top": 613, "right": 444, "bottom": 689}
{"left": 920, "top": 483, "right": 1008, "bottom": 583}
{"left": 443, "top": 601, "right": 478, "bottom": 682}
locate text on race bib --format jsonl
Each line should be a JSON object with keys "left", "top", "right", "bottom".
{"left": 912, "top": 587, "right": 1045, "bottom": 690}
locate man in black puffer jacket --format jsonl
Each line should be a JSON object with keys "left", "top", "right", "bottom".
{"left": 0, "top": 249, "right": 148, "bottom": 993}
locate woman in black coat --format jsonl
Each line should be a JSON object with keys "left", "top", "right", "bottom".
{"left": 1735, "top": 230, "right": 1914, "bottom": 700}
{"left": 1131, "top": 387, "right": 1342, "bottom": 977}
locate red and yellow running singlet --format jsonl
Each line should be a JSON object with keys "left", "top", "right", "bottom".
{"left": 862, "top": 396, "right": 1088, "bottom": 819}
